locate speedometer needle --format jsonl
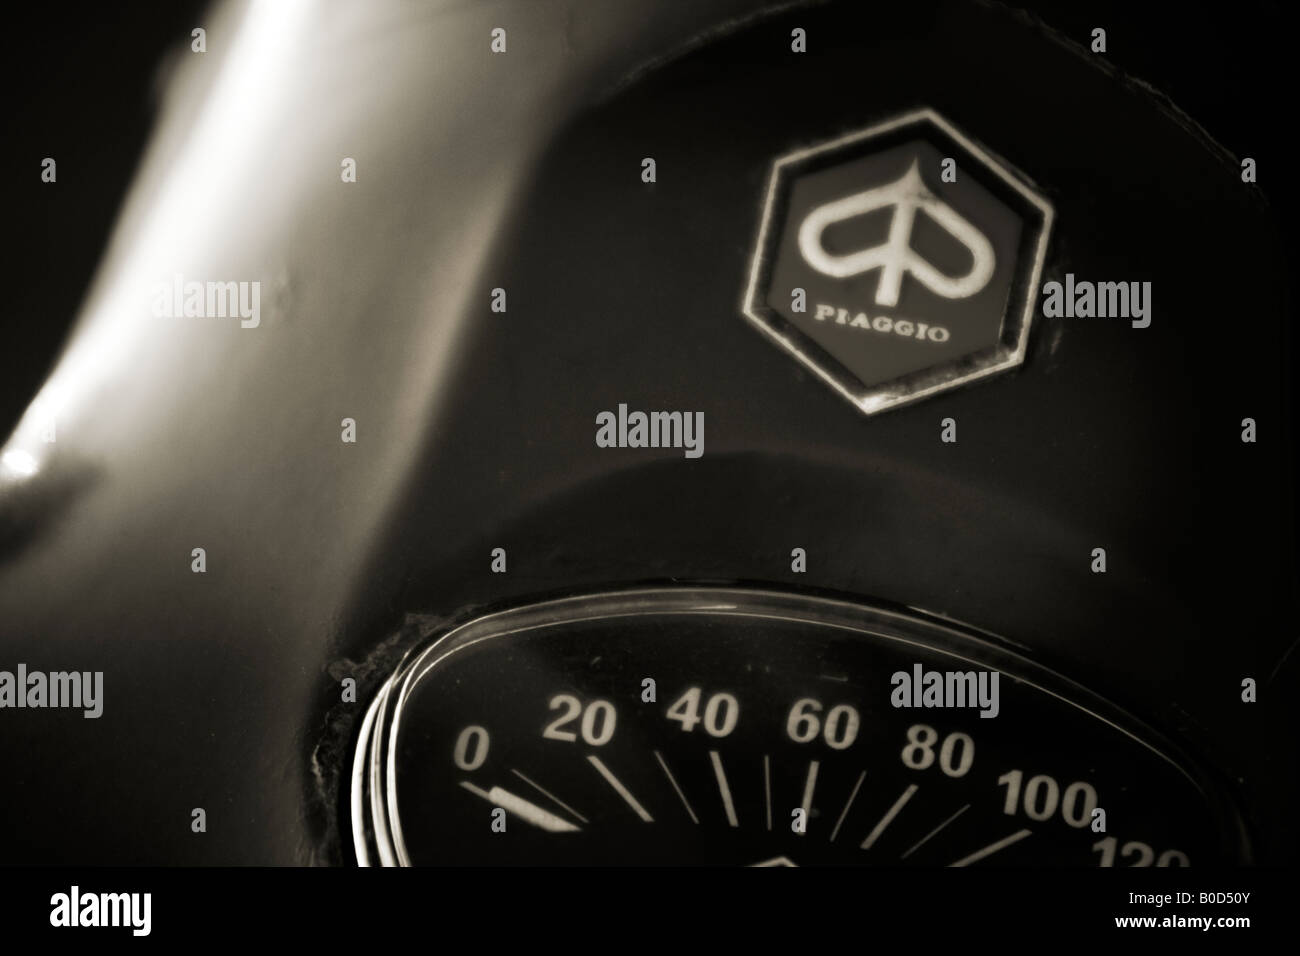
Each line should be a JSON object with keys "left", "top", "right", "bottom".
{"left": 459, "top": 781, "right": 581, "bottom": 832}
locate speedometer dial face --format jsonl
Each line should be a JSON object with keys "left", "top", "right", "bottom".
{"left": 352, "top": 588, "right": 1245, "bottom": 866}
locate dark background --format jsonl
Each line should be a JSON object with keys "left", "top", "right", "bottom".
{"left": 3, "top": 1, "right": 210, "bottom": 439}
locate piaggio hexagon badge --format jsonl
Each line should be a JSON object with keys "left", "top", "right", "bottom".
{"left": 742, "top": 109, "right": 1053, "bottom": 415}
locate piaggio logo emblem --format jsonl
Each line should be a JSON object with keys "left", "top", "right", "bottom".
{"left": 743, "top": 109, "right": 1053, "bottom": 416}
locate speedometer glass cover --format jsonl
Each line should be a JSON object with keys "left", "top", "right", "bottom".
{"left": 352, "top": 588, "right": 1245, "bottom": 867}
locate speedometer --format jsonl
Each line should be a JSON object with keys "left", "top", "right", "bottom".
{"left": 351, "top": 587, "right": 1246, "bottom": 866}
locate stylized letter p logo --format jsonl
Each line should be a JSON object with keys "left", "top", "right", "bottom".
{"left": 742, "top": 110, "right": 1054, "bottom": 416}
{"left": 796, "top": 160, "right": 995, "bottom": 307}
